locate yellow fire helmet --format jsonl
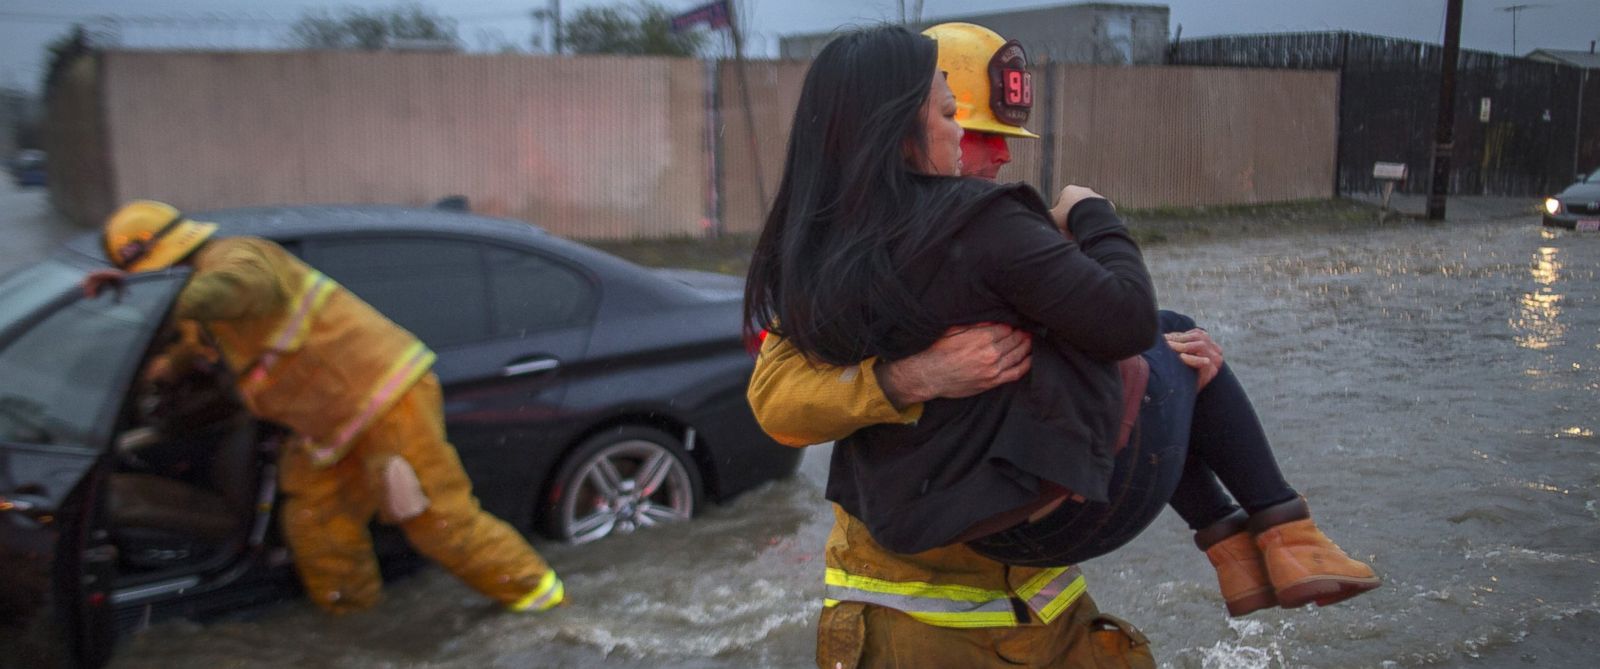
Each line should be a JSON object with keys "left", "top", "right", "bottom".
{"left": 922, "top": 22, "right": 1038, "bottom": 139}
{"left": 102, "top": 200, "right": 218, "bottom": 272}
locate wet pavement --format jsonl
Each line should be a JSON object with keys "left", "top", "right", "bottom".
{"left": 4, "top": 183, "right": 1596, "bottom": 668}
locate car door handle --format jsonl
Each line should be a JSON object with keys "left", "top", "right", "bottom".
{"left": 503, "top": 358, "right": 560, "bottom": 377}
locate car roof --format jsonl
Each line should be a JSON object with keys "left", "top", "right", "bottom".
{"left": 58, "top": 205, "right": 727, "bottom": 306}
{"left": 199, "top": 204, "right": 549, "bottom": 242}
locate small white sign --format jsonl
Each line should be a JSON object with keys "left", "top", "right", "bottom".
{"left": 1373, "top": 162, "right": 1408, "bottom": 181}
{"left": 1480, "top": 97, "right": 1492, "bottom": 123}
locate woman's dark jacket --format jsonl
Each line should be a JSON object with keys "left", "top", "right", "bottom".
{"left": 825, "top": 179, "right": 1158, "bottom": 555}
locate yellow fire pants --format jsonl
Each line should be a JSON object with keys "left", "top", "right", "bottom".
{"left": 817, "top": 593, "right": 1155, "bottom": 669}
{"left": 278, "top": 374, "right": 555, "bottom": 613}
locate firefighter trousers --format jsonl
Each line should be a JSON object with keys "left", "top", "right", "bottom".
{"left": 817, "top": 592, "right": 1155, "bottom": 669}
{"left": 278, "top": 374, "right": 554, "bottom": 613}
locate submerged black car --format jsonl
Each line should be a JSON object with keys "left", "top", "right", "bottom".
{"left": 0, "top": 205, "right": 795, "bottom": 667}
{"left": 1542, "top": 170, "right": 1600, "bottom": 230}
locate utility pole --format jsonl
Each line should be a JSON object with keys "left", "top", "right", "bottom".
{"left": 1496, "top": 4, "right": 1547, "bottom": 56}
{"left": 1428, "top": 0, "right": 1463, "bottom": 221}
{"left": 728, "top": 1, "right": 766, "bottom": 213}
{"left": 530, "top": 0, "right": 561, "bottom": 54}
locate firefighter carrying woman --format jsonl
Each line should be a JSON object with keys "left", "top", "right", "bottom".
{"left": 744, "top": 23, "right": 1381, "bottom": 668}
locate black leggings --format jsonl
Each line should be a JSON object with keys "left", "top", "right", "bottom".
{"left": 966, "top": 311, "right": 1298, "bottom": 567}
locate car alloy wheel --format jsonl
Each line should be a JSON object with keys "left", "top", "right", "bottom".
{"left": 550, "top": 426, "right": 700, "bottom": 544}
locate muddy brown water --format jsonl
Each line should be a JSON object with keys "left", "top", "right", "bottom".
{"left": 6, "top": 186, "right": 1594, "bottom": 668}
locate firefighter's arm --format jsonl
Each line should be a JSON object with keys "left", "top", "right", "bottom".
{"left": 747, "top": 324, "right": 1032, "bottom": 447}
{"left": 748, "top": 334, "right": 920, "bottom": 447}
{"left": 173, "top": 242, "right": 287, "bottom": 322}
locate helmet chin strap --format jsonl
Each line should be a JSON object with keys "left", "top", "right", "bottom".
{"left": 115, "top": 212, "right": 187, "bottom": 268}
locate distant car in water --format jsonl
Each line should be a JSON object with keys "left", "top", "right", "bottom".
{"left": 0, "top": 204, "right": 796, "bottom": 667}
{"left": 8, "top": 149, "right": 47, "bottom": 187}
{"left": 1543, "top": 170, "right": 1600, "bottom": 231}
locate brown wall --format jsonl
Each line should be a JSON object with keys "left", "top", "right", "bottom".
{"left": 1006, "top": 65, "right": 1338, "bottom": 207}
{"left": 45, "top": 54, "right": 115, "bottom": 227}
{"left": 71, "top": 52, "right": 1336, "bottom": 238}
{"left": 99, "top": 51, "right": 708, "bottom": 240}
{"left": 716, "top": 60, "right": 809, "bottom": 236}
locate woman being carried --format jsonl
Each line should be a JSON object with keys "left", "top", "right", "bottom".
{"left": 742, "top": 25, "right": 1379, "bottom": 617}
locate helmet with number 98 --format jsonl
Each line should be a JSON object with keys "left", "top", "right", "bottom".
{"left": 921, "top": 22, "right": 1037, "bottom": 139}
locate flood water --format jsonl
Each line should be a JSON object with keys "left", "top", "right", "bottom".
{"left": 6, "top": 183, "right": 1595, "bottom": 668}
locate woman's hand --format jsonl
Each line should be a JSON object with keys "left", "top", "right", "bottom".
{"left": 1165, "top": 329, "right": 1223, "bottom": 391}
{"left": 877, "top": 323, "right": 1033, "bottom": 407}
{"left": 1049, "top": 184, "right": 1108, "bottom": 232}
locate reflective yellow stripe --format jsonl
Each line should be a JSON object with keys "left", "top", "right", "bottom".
{"left": 509, "top": 571, "right": 564, "bottom": 612}
{"left": 823, "top": 565, "right": 1087, "bottom": 628}
{"left": 271, "top": 271, "right": 335, "bottom": 352}
{"left": 239, "top": 272, "right": 335, "bottom": 398}
{"left": 1019, "top": 567, "right": 1087, "bottom": 624}
{"left": 305, "top": 341, "right": 436, "bottom": 467}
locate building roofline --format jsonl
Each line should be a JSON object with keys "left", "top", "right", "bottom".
{"left": 780, "top": 1, "right": 1168, "bottom": 43}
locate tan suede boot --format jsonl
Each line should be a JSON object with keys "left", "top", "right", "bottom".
{"left": 1251, "top": 499, "right": 1381, "bottom": 609}
{"left": 1204, "top": 532, "right": 1276, "bottom": 616}
{"left": 1196, "top": 511, "right": 1275, "bottom": 617}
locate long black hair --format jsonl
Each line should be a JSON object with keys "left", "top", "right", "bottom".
{"left": 742, "top": 25, "right": 990, "bottom": 366}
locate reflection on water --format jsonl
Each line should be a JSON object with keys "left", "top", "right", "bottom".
{"left": 1513, "top": 246, "right": 1564, "bottom": 351}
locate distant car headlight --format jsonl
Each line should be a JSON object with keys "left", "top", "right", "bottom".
{"left": 1544, "top": 198, "right": 1562, "bottom": 215}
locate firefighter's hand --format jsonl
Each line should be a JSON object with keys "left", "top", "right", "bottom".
{"left": 81, "top": 269, "right": 129, "bottom": 300}
{"left": 876, "top": 323, "right": 1032, "bottom": 408}
{"left": 1049, "top": 185, "right": 1109, "bottom": 232}
{"left": 1165, "top": 328, "right": 1223, "bottom": 391}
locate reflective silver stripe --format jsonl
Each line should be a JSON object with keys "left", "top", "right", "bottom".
{"left": 824, "top": 565, "right": 1088, "bottom": 628}
{"left": 823, "top": 585, "right": 1016, "bottom": 615}
{"left": 511, "top": 571, "right": 564, "bottom": 612}
{"left": 824, "top": 567, "right": 1024, "bottom": 628}
{"left": 240, "top": 272, "right": 333, "bottom": 398}
{"left": 270, "top": 272, "right": 332, "bottom": 352}
{"left": 306, "top": 342, "right": 436, "bottom": 466}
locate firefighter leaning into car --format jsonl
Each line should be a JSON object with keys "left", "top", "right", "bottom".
{"left": 82, "top": 200, "right": 564, "bottom": 615}
{"left": 747, "top": 23, "right": 1155, "bottom": 668}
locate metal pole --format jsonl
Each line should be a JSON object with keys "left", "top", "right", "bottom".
{"left": 729, "top": 4, "right": 768, "bottom": 213}
{"left": 1427, "top": 0, "right": 1463, "bottom": 221}
{"left": 552, "top": 0, "right": 562, "bottom": 55}
{"left": 1576, "top": 69, "right": 1589, "bottom": 178}
{"left": 1038, "top": 59, "right": 1057, "bottom": 193}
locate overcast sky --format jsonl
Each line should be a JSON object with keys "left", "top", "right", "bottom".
{"left": 4, "top": 0, "right": 1599, "bottom": 91}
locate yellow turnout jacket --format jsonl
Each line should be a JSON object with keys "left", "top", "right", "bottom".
{"left": 749, "top": 334, "right": 1086, "bottom": 627}
{"left": 174, "top": 237, "right": 435, "bottom": 468}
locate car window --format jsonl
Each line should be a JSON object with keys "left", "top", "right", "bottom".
{"left": 0, "top": 259, "right": 82, "bottom": 328}
{"left": 485, "top": 247, "right": 594, "bottom": 336}
{"left": 310, "top": 238, "right": 490, "bottom": 348}
{"left": 0, "top": 281, "right": 179, "bottom": 447}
